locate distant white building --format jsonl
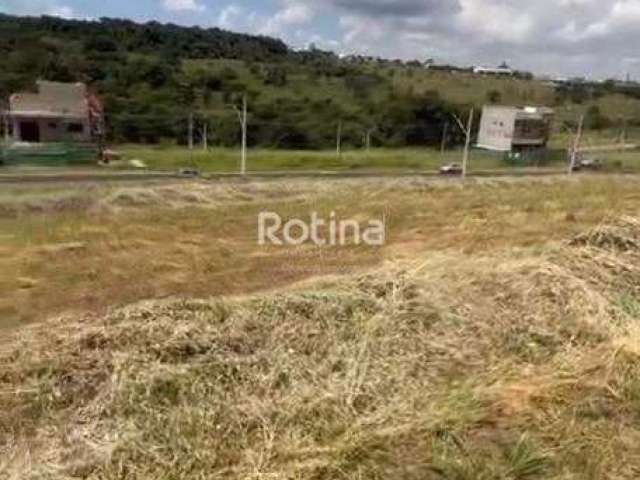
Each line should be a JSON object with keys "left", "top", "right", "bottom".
{"left": 473, "top": 66, "right": 514, "bottom": 76}
{"left": 476, "top": 106, "right": 554, "bottom": 152}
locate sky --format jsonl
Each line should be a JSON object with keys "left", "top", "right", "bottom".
{"left": 2, "top": 0, "right": 640, "bottom": 79}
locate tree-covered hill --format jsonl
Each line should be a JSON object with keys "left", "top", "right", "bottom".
{"left": 1, "top": 13, "right": 639, "bottom": 148}
{"left": 0, "top": 13, "right": 288, "bottom": 87}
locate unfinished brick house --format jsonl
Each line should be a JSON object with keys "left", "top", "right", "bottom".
{"left": 5, "top": 81, "right": 102, "bottom": 144}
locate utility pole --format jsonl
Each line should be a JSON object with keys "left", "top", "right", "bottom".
{"left": 568, "top": 114, "right": 584, "bottom": 175}
{"left": 462, "top": 109, "right": 474, "bottom": 179}
{"left": 97, "top": 115, "right": 105, "bottom": 161}
{"left": 336, "top": 120, "right": 342, "bottom": 158}
{"left": 1, "top": 99, "right": 9, "bottom": 145}
{"left": 231, "top": 94, "right": 248, "bottom": 175}
{"left": 365, "top": 127, "right": 375, "bottom": 152}
{"left": 188, "top": 112, "right": 194, "bottom": 150}
{"left": 202, "top": 121, "right": 208, "bottom": 151}
{"left": 440, "top": 121, "right": 449, "bottom": 163}
{"left": 1, "top": 105, "right": 8, "bottom": 163}
{"left": 2, "top": 112, "right": 8, "bottom": 144}
{"left": 233, "top": 95, "right": 248, "bottom": 175}
{"left": 241, "top": 95, "right": 247, "bottom": 175}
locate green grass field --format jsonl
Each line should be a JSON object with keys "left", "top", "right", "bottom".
{"left": 116, "top": 145, "right": 512, "bottom": 172}
{"left": 114, "top": 143, "right": 640, "bottom": 173}
{"left": 2, "top": 134, "right": 639, "bottom": 174}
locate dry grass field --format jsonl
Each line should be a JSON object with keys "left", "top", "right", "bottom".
{"left": 2, "top": 175, "right": 638, "bottom": 330}
{"left": 3, "top": 175, "right": 640, "bottom": 478}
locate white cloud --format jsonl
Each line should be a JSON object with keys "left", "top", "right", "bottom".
{"left": 611, "top": 0, "right": 640, "bottom": 21}
{"left": 162, "top": 0, "right": 204, "bottom": 13}
{"left": 217, "top": 4, "right": 258, "bottom": 31}
{"left": 274, "top": 0, "right": 640, "bottom": 77}
{"left": 217, "top": 4, "right": 241, "bottom": 29}
{"left": 457, "top": 0, "right": 534, "bottom": 43}
{"left": 275, "top": 4, "right": 313, "bottom": 25}
{"left": 0, "top": 0, "right": 76, "bottom": 18}
{"left": 216, "top": 1, "right": 321, "bottom": 49}
{"left": 261, "top": 4, "right": 313, "bottom": 36}
{"left": 6, "top": 0, "right": 640, "bottom": 77}
{"left": 47, "top": 5, "right": 74, "bottom": 18}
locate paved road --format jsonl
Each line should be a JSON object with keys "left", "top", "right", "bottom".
{"left": 0, "top": 168, "right": 578, "bottom": 184}
{"left": 0, "top": 170, "right": 181, "bottom": 184}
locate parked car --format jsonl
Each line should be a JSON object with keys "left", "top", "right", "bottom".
{"left": 570, "top": 153, "right": 603, "bottom": 172}
{"left": 179, "top": 168, "right": 201, "bottom": 178}
{"left": 580, "top": 157, "right": 603, "bottom": 170}
{"left": 440, "top": 163, "right": 463, "bottom": 175}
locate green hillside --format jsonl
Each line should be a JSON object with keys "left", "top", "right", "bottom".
{"left": 2, "top": 13, "right": 640, "bottom": 148}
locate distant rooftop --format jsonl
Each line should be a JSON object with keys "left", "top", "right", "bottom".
{"left": 473, "top": 65, "right": 514, "bottom": 74}
{"left": 9, "top": 81, "right": 89, "bottom": 118}
{"left": 485, "top": 105, "right": 554, "bottom": 113}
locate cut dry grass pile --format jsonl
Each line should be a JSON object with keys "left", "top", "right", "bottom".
{"left": 97, "top": 182, "right": 289, "bottom": 211}
{"left": 0, "top": 180, "right": 315, "bottom": 219}
{"left": 3, "top": 216, "right": 640, "bottom": 479}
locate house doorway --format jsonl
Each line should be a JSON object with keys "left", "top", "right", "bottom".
{"left": 20, "top": 121, "right": 40, "bottom": 142}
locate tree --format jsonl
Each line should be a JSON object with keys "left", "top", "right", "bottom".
{"left": 487, "top": 90, "right": 502, "bottom": 104}
{"left": 263, "top": 66, "right": 287, "bottom": 87}
{"left": 584, "top": 105, "right": 611, "bottom": 130}
{"left": 84, "top": 36, "right": 118, "bottom": 53}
